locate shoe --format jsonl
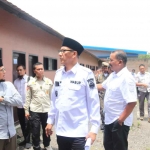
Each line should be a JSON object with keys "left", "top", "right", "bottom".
{"left": 148, "top": 118, "right": 150, "bottom": 123}
{"left": 18, "top": 140, "right": 26, "bottom": 146}
{"left": 140, "top": 117, "right": 144, "bottom": 121}
{"left": 25, "top": 143, "right": 32, "bottom": 149}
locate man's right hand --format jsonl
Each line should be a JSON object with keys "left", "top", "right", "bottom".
{"left": 25, "top": 113, "right": 30, "bottom": 120}
{"left": 45, "top": 124, "right": 53, "bottom": 137}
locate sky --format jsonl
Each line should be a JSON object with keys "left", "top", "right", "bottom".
{"left": 7, "top": 0, "right": 150, "bottom": 52}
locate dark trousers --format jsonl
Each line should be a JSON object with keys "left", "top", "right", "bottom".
{"left": 138, "top": 91, "right": 150, "bottom": 117}
{"left": 30, "top": 111, "right": 50, "bottom": 148}
{"left": 17, "top": 108, "right": 31, "bottom": 143}
{"left": 0, "top": 135, "right": 16, "bottom": 150}
{"left": 57, "top": 136, "right": 86, "bottom": 150}
{"left": 104, "top": 120, "right": 130, "bottom": 150}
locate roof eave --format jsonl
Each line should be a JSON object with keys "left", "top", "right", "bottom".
{"left": 0, "top": 0, "right": 64, "bottom": 40}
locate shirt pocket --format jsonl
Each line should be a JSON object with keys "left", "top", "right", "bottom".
{"left": 109, "top": 87, "right": 119, "bottom": 97}
{"left": 69, "top": 84, "right": 81, "bottom": 91}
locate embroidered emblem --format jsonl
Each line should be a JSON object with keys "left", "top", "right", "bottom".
{"left": 87, "top": 78, "right": 95, "bottom": 89}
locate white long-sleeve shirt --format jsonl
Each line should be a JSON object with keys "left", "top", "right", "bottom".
{"left": 14, "top": 74, "right": 28, "bottom": 108}
{"left": 0, "top": 81, "right": 22, "bottom": 139}
{"left": 47, "top": 63, "right": 100, "bottom": 137}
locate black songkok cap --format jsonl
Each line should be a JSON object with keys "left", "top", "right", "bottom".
{"left": 0, "top": 59, "right": 3, "bottom": 67}
{"left": 62, "top": 37, "right": 84, "bottom": 56}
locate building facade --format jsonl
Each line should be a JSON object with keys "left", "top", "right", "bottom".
{"left": 0, "top": 0, "right": 99, "bottom": 122}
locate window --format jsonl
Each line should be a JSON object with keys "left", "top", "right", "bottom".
{"left": 13, "top": 52, "right": 26, "bottom": 81}
{"left": 90, "top": 66, "right": 95, "bottom": 71}
{"left": 86, "top": 64, "right": 90, "bottom": 68}
{"left": 80, "top": 63, "right": 84, "bottom": 66}
{"left": 43, "top": 57, "right": 57, "bottom": 71}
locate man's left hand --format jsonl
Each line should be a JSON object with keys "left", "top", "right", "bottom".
{"left": 86, "top": 132, "right": 97, "bottom": 145}
{"left": 0, "top": 96, "right": 4, "bottom": 102}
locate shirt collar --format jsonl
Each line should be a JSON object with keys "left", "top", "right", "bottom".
{"left": 140, "top": 72, "right": 145, "bottom": 75}
{"left": 22, "top": 74, "right": 27, "bottom": 79}
{"left": 34, "top": 76, "right": 46, "bottom": 81}
{"left": 62, "top": 63, "right": 79, "bottom": 74}
{"left": 112, "top": 66, "right": 127, "bottom": 77}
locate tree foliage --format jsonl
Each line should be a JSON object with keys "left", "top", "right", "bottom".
{"left": 138, "top": 54, "right": 150, "bottom": 59}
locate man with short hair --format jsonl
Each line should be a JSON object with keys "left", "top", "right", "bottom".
{"left": 97, "top": 50, "right": 137, "bottom": 150}
{"left": 24, "top": 62, "right": 53, "bottom": 150}
{"left": 14, "top": 64, "right": 32, "bottom": 148}
{"left": 0, "top": 59, "right": 22, "bottom": 150}
{"left": 136, "top": 64, "right": 150, "bottom": 122}
{"left": 45, "top": 37, "right": 100, "bottom": 150}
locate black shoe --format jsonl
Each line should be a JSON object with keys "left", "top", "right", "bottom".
{"left": 18, "top": 140, "right": 26, "bottom": 146}
{"left": 100, "top": 124, "right": 105, "bottom": 131}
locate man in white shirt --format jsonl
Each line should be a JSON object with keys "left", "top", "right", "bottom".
{"left": 97, "top": 50, "right": 137, "bottom": 150}
{"left": 14, "top": 64, "right": 31, "bottom": 148}
{"left": 0, "top": 59, "right": 22, "bottom": 150}
{"left": 45, "top": 37, "right": 100, "bottom": 150}
{"left": 136, "top": 64, "right": 150, "bottom": 122}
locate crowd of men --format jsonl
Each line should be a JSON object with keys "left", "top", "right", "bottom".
{"left": 0, "top": 37, "right": 149, "bottom": 150}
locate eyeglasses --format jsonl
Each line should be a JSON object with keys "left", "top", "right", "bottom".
{"left": 58, "top": 49, "right": 74, "bottom": 53}
{"left": 0, "top": 68, "right": 6, "bottom": 72}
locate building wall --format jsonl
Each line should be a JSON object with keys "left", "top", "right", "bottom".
{"left": 127, "top": 58, "right": 150, "bottom": 73}
{"left": 0, "top": 8, "right": 99, "bottom": 82}
{"left": 79, "top": 51, "right": 99, "bottom": 69}
{"left": 100, "top": 58, "right": 150, "bottom": 73}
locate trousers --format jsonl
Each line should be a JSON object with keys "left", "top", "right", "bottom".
{"left": 104, "top": 120, "right": 130, "bottom": 150}
{"left": 57, "top": 135, "right": 86, "bottom": 150}
{"left": 30, "top": 111, "right": 50, "bottom": 148}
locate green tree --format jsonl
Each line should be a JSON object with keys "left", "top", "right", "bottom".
{"left": 138, "top": 54, "right": 150, "bottom": 59}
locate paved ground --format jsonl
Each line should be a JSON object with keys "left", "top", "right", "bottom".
{"left": 16, "top": 103, "right": 150, "bottom": 150}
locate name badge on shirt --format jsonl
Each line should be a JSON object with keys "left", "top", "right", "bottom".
{"left": 55, "top": 81, "right": 62, "bottom": 86}
{"left": 70, "top": 81, "right": 81, "bottom": 84}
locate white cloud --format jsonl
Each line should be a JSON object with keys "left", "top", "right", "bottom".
{"left": 7, "top": 0, "right": 150, "bottom": 52}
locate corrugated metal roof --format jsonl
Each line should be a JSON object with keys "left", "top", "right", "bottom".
{"left": 84, "top": 45, "right": 147, "bottom": 59}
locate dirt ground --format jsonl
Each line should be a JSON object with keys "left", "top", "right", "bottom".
{"left": 16, "top": 103, "right": 150, "bottom": 150}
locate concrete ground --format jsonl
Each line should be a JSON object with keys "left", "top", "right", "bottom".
{"left": 16, "top": 103, "right": 150, "bottom": 150}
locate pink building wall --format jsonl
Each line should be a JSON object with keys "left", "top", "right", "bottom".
{"left": 0, "top": 8, "right": 99, "bottom": 82}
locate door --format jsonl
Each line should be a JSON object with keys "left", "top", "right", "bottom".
{"left": 29, "top": 55, "right": 38, "bottom": 77}
{"left": 13, "top": 52, "right": 25, "bottom": 123}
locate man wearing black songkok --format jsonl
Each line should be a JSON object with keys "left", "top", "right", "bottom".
{"left": 46, "top": 37, "right": 100, "bottom": 150}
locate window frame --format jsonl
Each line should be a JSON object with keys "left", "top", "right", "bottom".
{"left": 43, "top": 56, "right": 57, "bottom": 71}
